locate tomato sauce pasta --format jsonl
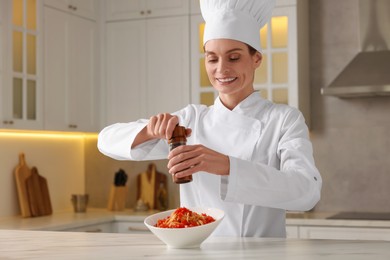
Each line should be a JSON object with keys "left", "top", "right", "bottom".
{"left": 155, "top": 207, "right": 215, "bottom": 228}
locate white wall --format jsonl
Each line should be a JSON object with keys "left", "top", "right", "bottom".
{"left": 0, "top": 132, "right": 85, "bottom": 217}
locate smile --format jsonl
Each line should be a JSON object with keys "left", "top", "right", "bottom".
{"left": 216, "top": 77, "right": 237, "bottom": 83}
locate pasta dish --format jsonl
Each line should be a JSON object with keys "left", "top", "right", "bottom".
{"left": 155, "top": 207, "right": 215, "bottom": 228}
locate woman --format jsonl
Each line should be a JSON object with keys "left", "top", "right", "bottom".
{"left": 98, "top": 0, "right": 322, "bottom": 237}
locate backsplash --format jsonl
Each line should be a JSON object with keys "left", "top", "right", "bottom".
{"left": 84, "top": 136, "right": 179, "bottom": 211}
{"left": 0, "top": 133, "right": 178, "bottom": 218}
{"left": 0, "top": 132, "right": 85, "bottom": 217}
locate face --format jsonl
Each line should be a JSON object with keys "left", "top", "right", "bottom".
{"left": 204, "top": 39, "right": 262, "bottom": 106}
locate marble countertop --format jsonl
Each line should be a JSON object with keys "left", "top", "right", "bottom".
{"left": 0, "top": 208, "right": 158, "bottom": 231}
{"left": 1, "top": 209, "right": 390, "bottom": 232}
{"left": 1, "top": 229, "right": 390, "bottom": 259}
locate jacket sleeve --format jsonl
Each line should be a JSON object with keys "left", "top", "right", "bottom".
{"left": 97, "top": 119, "right": 169, "bottom": 161}
{"left": 97, "top": 106, "right": 194, "bottom": 161}
{"left": 220, "top": 110, "right": 322, "bottom": 211}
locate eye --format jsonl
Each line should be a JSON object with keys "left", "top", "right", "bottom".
{"left": 206, "top": 56, "right": 218, "bottom": 63}
{"left": 229, "top": 54, "right": 240, "bottom": 61}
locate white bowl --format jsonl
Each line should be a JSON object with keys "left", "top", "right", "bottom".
{"left": 144, "top": 207, "right": 224, "bottom": 248}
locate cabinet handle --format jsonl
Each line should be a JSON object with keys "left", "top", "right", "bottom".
{"left": 68, "top": 124, "right": 78, "bottom": 129}
{"left": 147, "top": 10, "right": 151, "bottom": 15}
{"left": 140, "top": 10, "right": 145, "bottom": 15}
{"left": 128, "top": 226, "right": 149, "bottom": 232}
{"left": 68, "top": 5, "right": 77, "bottom": 11}
{"left": 3, "top": 120, "right": 14, "bottom": 125}
{"left": 85, "top": 228, "right": 102, "bottom": 233}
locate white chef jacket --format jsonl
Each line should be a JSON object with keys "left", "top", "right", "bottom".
{"left": 98, "top": 92, "right": 322, "bottom": 237}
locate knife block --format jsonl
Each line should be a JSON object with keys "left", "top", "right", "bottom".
{"left": 107, "top": 185, "right": 127, "bottom": 211}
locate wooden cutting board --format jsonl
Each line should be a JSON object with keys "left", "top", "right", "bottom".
{"left": 14, "top": 153, "right": 32, "bottom": 217}
{"left": 26, "top": 167, "right": 52, "bottom": 217}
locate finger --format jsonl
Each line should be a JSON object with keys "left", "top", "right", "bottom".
{"left": 185, "top": 128, "right": 192, "bottom": 137}
{"left": 166, "top": 116, "right": 179, "bottom": 139}
{"left": 154, "top": 114, "right": 165, "bottom": 136}
{"left": 167, "top": 144, "right": 189, "bottom": 160}
{"left": 158, "top": 113, "right": 169, "bottom": 137}
{"left": 147, "top": 116, "right": 158, "bottom": 137}
{"left": 168, "top": 156, "right": 199, "bottom": 175}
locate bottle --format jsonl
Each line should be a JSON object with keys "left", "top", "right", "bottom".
{"left": 168, "top": 124, "right": 193, "bottom": 184}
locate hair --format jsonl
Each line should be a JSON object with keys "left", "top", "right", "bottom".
{"left": 247, "top": 44, "right": 258, "bottom": 56}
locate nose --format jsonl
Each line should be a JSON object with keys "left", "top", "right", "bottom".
{"left": 217, "top": 60, "right": 230, "bottom": 74}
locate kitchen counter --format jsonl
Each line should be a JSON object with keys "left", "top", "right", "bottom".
{"left": 0, "top": 208, "right": 157, "bottom": 231}
{"left": 1, "top": 229, "right": 390, "bottom": 259}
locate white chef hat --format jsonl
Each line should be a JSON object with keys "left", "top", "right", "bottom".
{"left": 200, "top": 0, "right": 275, "bottom": 52}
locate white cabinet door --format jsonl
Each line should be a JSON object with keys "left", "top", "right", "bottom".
{"left": 105, "top": 16, "right": 190, "bottom": 125}
{"left": 114, "top": 221, "right": 150, "bottom": 234}
{"left": 105, "top": 0, "right": 146, "bottom": 20}
{"left": 299, "top": 226, "right": 390, "bottom": 241}
{"left": 1, "top": 0, "right": 43, "bottom": 130}
{"left": 145, "top": 16, "right": 190, "bottom": 117}
{"left": 44, "top": 7, "right": 98, "bottom": 132}
{"left": 69, "top": 0, "right": 97, "bottom": 20}
{"left": 44, "top": 0, "right": 97, "bottom": 20}
{"left": 0, "top": 1, "right": 4, "bottom": 128}
{"left": 63, "top": 222, "right": 114, "bottom": 233}
{"left": 106, "top": 0, "right": 189, "bottom": 21}
{"left": 67, "top": 13, "right": 98, "bottom": 131}
{"left": 106, "top": 20, "right": 147, "bottom": 124}
{"left": 286, "top": 225, "right": 299, "bottom": 238}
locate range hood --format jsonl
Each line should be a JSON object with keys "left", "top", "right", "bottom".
{"left": 321, "top": 0, "right": 390, "bottom": 98}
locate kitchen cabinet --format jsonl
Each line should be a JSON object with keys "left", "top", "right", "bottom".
{"left": 62, "top": 221, "right": 151, "bottom": 234}
{"left": 286, "top": 224, "right": 390, "bottom": 241}
{"left": 105, "top": 0, "right": 189, "bottom": 21}
{"left": 0, "top": 2, "right": 3, "bottom": 126}
{"left": 62, "top": 222, "right": 114, "bottom": 233}
{"left": 113, "top": 221, "right": 150, "bottom": 234}
{"left": 44, "top": 6, "right": 99, "bottom": 132}
{"left": 43, "top": 0, "right": 97, "bottom": 20}
{"left": 190, "top": 0, "right": 310, "bottom": 126}
{"left": 285, "top": 225, "right": 299, "bottom": 239}
{"left": 1, "top": 0, "right": 43, "bottom": 130}
{"left": 105, "top": 15, "right": 190, "bottom": 124}
{"left": 299, "top": 226, "right": 390, "bottom": 241}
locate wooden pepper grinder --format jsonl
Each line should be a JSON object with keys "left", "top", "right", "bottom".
{"left": 168, "top": 124, "right": 193, "bottom": 184}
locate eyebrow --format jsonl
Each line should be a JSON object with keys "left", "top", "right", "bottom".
{"left": 205, "top": 48, "right": 244, "bottom": 55}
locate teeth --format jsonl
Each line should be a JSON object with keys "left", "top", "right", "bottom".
{"left": 217, "top": 77, "right": 236, "bottom": 83}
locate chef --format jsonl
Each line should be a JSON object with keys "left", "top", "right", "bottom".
{"left": 98, "top": 0, "right": 322, "bottom": 237}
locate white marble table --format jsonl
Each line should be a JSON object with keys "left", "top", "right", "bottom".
{"left": 1, "top": 229, "right": 390, "bottom": 259}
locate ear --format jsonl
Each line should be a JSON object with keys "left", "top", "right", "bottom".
{"left": 253, "top": 52, "right": 262, "bottom": 69}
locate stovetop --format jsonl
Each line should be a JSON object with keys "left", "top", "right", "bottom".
{"left": 327, "top": 212, "right": 390, "bottom": 220}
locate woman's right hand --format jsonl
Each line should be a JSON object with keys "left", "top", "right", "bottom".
{"left": 132, "top": 113, "right": 191, "bottom": 148}
{"left": 146, "top": 113, "right": 180, "bottom": 140}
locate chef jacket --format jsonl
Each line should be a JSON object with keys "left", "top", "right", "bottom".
{"left": 98, "top": 92, "right": 322, "bottom": 237}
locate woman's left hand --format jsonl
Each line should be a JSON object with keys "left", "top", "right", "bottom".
{"left": 167, "top": 144, "right": 230, "bottom": 178}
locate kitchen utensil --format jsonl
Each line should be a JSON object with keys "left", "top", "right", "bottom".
{"left": 114, "top": 168, "right": 128, "bottom": 186}
{"left": 25, "top": 167, "right": 52, "bottom": 217}
{"left": 108, "top": 169, "right": 128, "bottom": 211}
{"left": 71, "top": 194, "right": 89, "bottom": 213}
{"left": 14, "top": 153, "right": 32, "bottom": 217}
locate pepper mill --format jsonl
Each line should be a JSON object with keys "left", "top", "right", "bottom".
{"left": 168, "top": 124, "right": 193, "bottom": 184}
